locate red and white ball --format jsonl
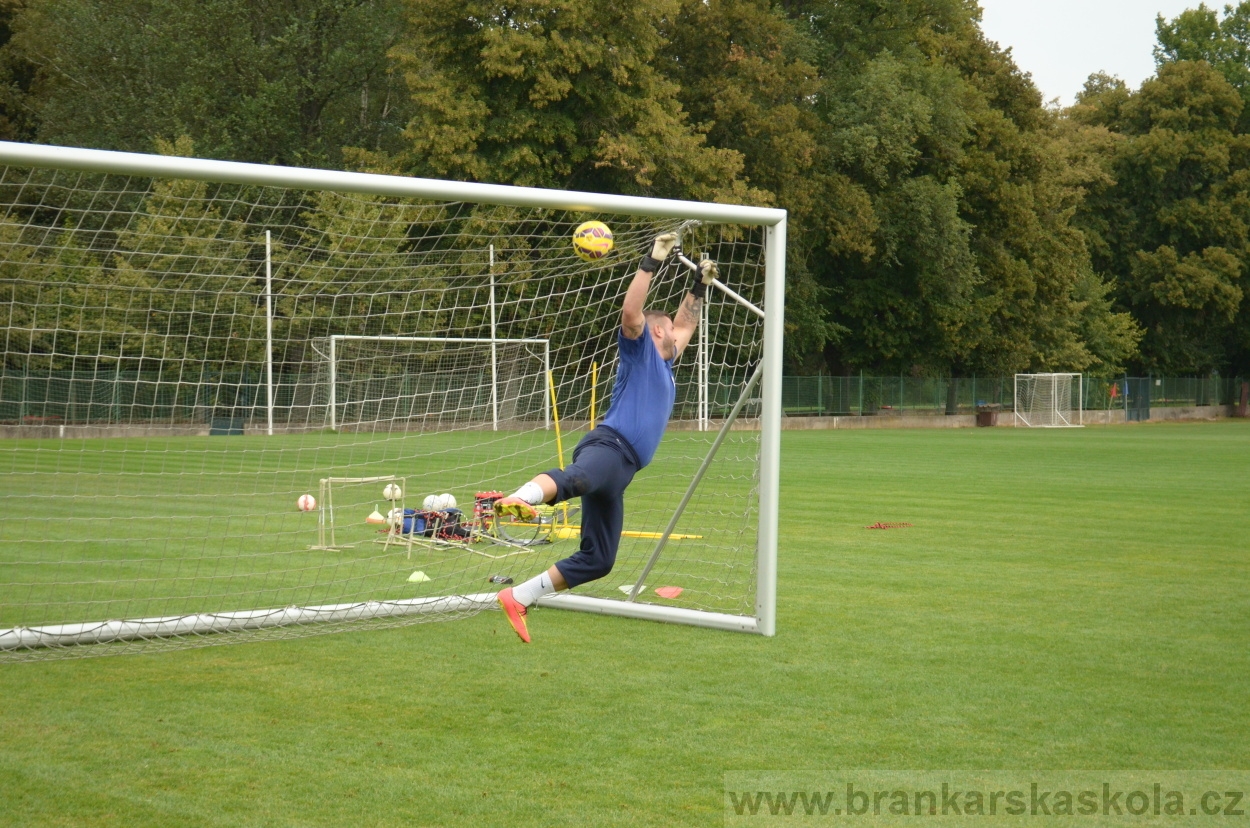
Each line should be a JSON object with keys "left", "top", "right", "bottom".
{"left": 297, "top": 494, "right": 317, "bottom": 512}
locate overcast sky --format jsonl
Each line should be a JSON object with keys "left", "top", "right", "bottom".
{"left": 977, "top": 0, "right": 1204, "bottom": 106}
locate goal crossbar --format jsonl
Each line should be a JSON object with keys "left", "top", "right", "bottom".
{"left": 0, "top": 141, "right": 786, "bottom": 225}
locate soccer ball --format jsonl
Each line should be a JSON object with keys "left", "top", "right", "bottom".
{"left": 383, "top": 483, "right": 402, "bottom": 501}
{"left": 297, "top": 494, "right": 316, "bottom": 512}
{"left": 387, "top": 507, "right": 404, "bottom": 528}
{"left": 572, "top": 220, "right": 613, "bottom": 261}
{"left": 428, "top": 493, "right": 457, "bottom": 511}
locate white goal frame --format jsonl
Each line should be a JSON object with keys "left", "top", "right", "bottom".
{"left": 324, "top": 335, "right": 551, "bottom": 432}
{"left": 0, "top": 140, "right": 785, "bottom": 647}
{"left": 1014, "top": 373, "right": 1084, "bottom": 427}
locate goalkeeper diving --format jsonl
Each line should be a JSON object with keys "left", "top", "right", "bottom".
{"left": 493, "top": 233, "right": 718, "bottom": 643}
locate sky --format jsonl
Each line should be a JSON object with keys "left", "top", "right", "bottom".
{"left": 977, "top": 0, "right": 1205, "bottom": 106}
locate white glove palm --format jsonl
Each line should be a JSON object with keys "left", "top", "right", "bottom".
{"left": 650, "top": 233, "right": 678, "bottom": 261}
{"left": 699, "top": 257, "right": 719, "bottom": 285}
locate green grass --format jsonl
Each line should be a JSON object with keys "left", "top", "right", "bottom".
{"left": 0, "top": 427, "right": 760, "bottom": 625}
{"left": 1, "top": 422, "right": 1248, "bottom": 826}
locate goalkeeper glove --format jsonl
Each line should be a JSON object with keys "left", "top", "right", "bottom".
{"left": 691, "top": 256, "right": 718, "bottom": 299}
{"left": 640, "top": 233, "right": 678, "bottom": 273}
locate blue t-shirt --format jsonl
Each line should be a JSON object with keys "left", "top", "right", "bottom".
{"left": 601, "top": 323, "right": 676, "bottom": 468}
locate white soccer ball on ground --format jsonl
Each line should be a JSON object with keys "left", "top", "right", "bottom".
{"left": 434, "top": 493, "right": 457, "bottom": 510}
{"left": 297, "top": 494, "right": 316, "bottom": 512}
{"left": 387, "top": 508, "right": 405, "bottom": 529}
{"left": 422, "top": 494, "right": 438, "bottom": 510}
{"left": 383, "top": 483, "right": 402, "bottom": 501}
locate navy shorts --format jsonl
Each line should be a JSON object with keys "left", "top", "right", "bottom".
{"left": 545, "top": 426, "right": 639, "bottom": 589}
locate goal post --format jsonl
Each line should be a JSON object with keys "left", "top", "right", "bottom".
{"left": 1014, "top": 373, "right": 1083, "bottom": 427}
{"left": 0, "top": 140, "right": 785, "bottom": 659}
{"left": 322, "top": 336, "right": 551, "bottom": 432}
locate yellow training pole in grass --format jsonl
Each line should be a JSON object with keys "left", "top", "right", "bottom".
{"left": 589, "top": 361, "right": 598, "bottom": 429}
{"left": 547, "top": 370, "right": 565, "bottom": 469}
{"left": 547, "top": 370, "right": 571, "bottom": 526}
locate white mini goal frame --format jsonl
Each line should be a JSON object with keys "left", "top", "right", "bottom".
{"left": 0, "top": 140, "right": 785, "bottom": 646}
{"left": 325, "top": 335, "right": 551, "bottom": 432}
{"left": 1014, "top": 373, "right": 1084, "bottom": 428}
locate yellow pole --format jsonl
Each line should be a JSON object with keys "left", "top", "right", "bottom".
{"left": 589, "top": 361, "right": 598, "bottom": 429}
{"left": 547, "top": 370, "right": 565, "bottom": 469}
{"left": 547, "top": 369, "right": 570, "bottom": 527}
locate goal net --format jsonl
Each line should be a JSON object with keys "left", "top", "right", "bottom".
{"left": 0, "top": 142, "right": 784, "bottom": 660}
{"left": 1014, "top": 373, "right": 1083, "bottom": 427}
{"left": 317, "top": 336, "right": 551, "bottom": 432}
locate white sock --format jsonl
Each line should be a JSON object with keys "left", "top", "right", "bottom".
{"left": 512, "top": 480, "right": 545, "bottom": 506}
{"left": 512, "top": 571, "right": 557, "bottom": 607}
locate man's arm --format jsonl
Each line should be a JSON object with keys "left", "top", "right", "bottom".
{"left": 622, "top": 233, "right": 678, "bottom": 339}
{"left": 672, "top": 257, "right": 718, "bottom": 356}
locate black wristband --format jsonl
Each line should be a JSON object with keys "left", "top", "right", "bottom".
{"left": 690, "top": 279, "right": 707, "bottom": 299}
{"left": 639, "top": 254, "right": 662, "bottom": 273}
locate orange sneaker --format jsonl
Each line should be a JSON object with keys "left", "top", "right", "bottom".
{"left": 497, "top": 587, "right": 531, "bottom": 643}
{"left": 494, "top": 496, "right": 538, "bottom": 522}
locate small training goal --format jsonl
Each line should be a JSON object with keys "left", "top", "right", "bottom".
{"left": 1014, "top": 373, "right": 1083, "bottom": 427}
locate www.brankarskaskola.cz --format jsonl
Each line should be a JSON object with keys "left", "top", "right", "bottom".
{"left": 728, "top": 783, "right": 1247, "bottom": 818}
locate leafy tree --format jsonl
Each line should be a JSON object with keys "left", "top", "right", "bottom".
{"left": 108, "top": 137, "right": 264, "bottom": 373}
{"left": 944, "top": 24, "right": 1140, "bottom": 375}
{"left": 663, "top": 0, "right": 866, "bottom": 367}
{"left": 0, "top": 219, "right": 113, "bottom": 370}
{"left": 273, "top": 190, "right": 452, "bottom": 356}
{"left": 1072, "top": 60, "right": 1250, "bottom": 373}
{"left": 4, "top": 0, "right": 410, "bottom": 166}
{"left": 386, "top": 0, "right": 753, "bottom": 203}
{"left": 0, "top": 0, "right": 35, "bottom": 142}
{"left": 779, "top": 0, "right": 1139, "bottom": 375}
{"left": 1156, "top": 2, "right": 1250, "bottom": 129}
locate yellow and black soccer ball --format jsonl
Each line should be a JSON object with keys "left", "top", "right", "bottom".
{"left": 572, "top": 220, "right": 614, "bottom": 261}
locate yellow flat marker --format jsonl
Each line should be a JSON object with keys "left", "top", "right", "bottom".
{"left": 510, "top": 522, "right": 702, "bottom": 540}
{"left": 621, "top": 530, "right": 703, "bottom": 540}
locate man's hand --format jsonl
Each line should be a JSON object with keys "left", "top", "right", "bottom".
{"left": 698, "top": 257, "right": 719, "bottom": 286}
{"left": 690, "top": 256, "right": 718, "bottom": 299}
{"left": 639, "top": 233, "right": 678, "bottom": 275}
{"left": 651, "top": 233, "right": 678, "bottom": 261}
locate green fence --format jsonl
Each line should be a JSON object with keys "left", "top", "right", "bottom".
{"left": 0, "top": 368, "right": 274, "bottom": 425}
{"left": 1, "top": 369, "right": 1243, "bottom": 425}
{"left": 780, "top": 375, "right": 1245, "bottom": 417}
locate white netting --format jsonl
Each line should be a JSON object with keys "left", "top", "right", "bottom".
{"left": 1014, "top": 373, "right": 1082, "bottom": 427}
{"left": 314, "top": 337, "right": 551, "bottom": 431}
{"left": 0, "top": 160, "right": 770, "bottom": 660}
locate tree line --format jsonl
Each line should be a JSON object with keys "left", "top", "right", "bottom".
{"left": 0, "top": 0, "right": 1246, "bottom": 378}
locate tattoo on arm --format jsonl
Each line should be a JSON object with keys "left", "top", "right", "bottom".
{"left": 678, "top": 295, "right": 702, "bottom": 328}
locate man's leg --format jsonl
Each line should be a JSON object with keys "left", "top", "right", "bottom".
{"left": 549, "top": 477, "right": 627, "bottom": 590}
{"left": 497, "top": 442, "right": 633, "bottom": 642}
{"left": 494, "top": 474, "right": 557, "bottom": 520}
{"left": 497, "top": 563, "right": 566, "bottom": 644}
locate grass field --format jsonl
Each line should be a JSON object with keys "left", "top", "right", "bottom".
{"left": 1, "top": 422, "right": 1248, "bottom": 826}
{"left": 0, "top": 427, "right": 761, "bottom": 629}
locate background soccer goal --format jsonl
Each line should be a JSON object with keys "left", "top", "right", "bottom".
{"left": 1014, "top": 373, "right": 1084, "bottom": 427}
{"left": 0, "top": 141, "right": 785, "bottom": 660}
